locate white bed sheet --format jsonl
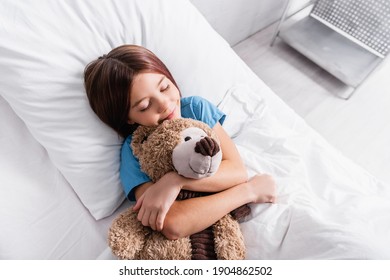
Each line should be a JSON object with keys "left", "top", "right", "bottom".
{"left": 1, "top": 0, "right": 390, "bottom": 260}
{"left": 219, "top": 85, "right": 390, "bottom": 259}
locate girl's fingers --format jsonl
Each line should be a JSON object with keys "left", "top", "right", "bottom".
{"left": 148, "top": 211, "right": 158, "bottom": 231}
{"left": 156, "top": 209, "right": 168, "bottom": 232}
{"left": 133, "top": 194, "right": 144, "bottom": 211}
{"left": 141, "top": 210, "right": 151, "bottom": 228}
{"left": 137, "top": 204, "right": 145, "bottom": 222}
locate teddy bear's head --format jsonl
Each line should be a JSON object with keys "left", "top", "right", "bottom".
{"left": 131, "top": 118, "right": 222, "bottom": 182}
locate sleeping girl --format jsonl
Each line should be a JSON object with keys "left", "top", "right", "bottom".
{"left": 83, "top": 44, "right": 276, "bottom": 239}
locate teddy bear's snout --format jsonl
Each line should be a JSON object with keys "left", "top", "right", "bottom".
{"left": 194, "top": 137, "right": 220, "bottom": 157}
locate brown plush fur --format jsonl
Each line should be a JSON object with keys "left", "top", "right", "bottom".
{"left": 108, "top": 118, "right": 247, "bottom": 259}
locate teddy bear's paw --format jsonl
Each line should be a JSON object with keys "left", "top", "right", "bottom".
{"left": 213, "top": 214, "right": 246, "bottom": 260}
{"left": 230, "top": 203, "right": 251, "bottom": 221}
{"left": 139, "top": 232, "right": 192, "bottom": 260}
{"left": 108, "top": 208, "right": 151, "bottom": 259}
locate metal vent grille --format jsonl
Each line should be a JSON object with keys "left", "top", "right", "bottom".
{"left": 311, "top": 0, "right": 390, "bottom": 57}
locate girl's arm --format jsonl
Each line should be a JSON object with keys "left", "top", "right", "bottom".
{"left": 135, "top": 173, "right": 276, "bottom": 239}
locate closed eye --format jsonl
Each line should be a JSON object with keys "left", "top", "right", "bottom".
{"left": 161, "top": 84, "right": 170, "bottom": 92}
{"left": 140, "top": 102, "right": 151, "bottom": 112}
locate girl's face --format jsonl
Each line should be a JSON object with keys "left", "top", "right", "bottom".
{"left": 128, "top": 72, "right": 181, "bottom": 126}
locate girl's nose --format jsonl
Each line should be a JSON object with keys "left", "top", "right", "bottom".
{"left": 157, "top": 97, "right": 169, "bottom": 113}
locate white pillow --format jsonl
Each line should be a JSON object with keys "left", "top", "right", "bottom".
{"left": 0, "top": 0, "right": 251, "bottom": 219}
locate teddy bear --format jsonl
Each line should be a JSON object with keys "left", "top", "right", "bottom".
{"left": 108, "top": 118, "right": 250, "bottom": 260}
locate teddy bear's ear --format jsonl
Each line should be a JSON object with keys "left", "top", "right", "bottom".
{"left": 131, "top": 125, "right": 158, "bottom": 157}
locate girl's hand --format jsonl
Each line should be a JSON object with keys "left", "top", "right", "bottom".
{"left": 247, "top": 174, "right": 277, "bottom": 204}
{"left": 132, "top": 172, "right": 184, "bottom": 231}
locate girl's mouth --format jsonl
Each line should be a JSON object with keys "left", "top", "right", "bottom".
{"left": 164, "top": 106, "right": 176, "bottom": 121}
{"left": 159, "top": 106, "right": 177, "bottom": 124}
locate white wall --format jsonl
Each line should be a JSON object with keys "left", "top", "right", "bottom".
{"left": 190, "top": 0, "right": 311, "bottom": 46}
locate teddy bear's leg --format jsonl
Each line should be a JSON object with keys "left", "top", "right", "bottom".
{"left": 213, "top": 214, "right": 246, "bottom": 260}
{"left": 108, "top": 208, "right": 151, "bottom": 259}
{"left": 190, "top": 226, "right": 217, "bottom": 259}
{"left": 139, "top": 232, "right": 192, "bottom": 260}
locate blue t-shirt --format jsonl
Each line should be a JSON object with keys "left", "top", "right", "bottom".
{"left": 120, "top": 96, "right": 226, "bottom": 201}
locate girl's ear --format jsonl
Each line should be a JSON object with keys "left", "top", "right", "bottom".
{"left": 127, "top": 118, "right": 135, "bottom": 124}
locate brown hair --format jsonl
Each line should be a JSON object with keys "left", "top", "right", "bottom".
{"left": 84, "top": 45, "right": 180, "bottom": 138}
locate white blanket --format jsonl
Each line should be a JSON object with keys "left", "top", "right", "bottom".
{"left": 219, "top": 86, "right": 390, "bottom": 259}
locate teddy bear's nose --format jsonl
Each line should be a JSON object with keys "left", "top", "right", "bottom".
{"left": 194, "top": 137, "right": 220, "bottom": 157}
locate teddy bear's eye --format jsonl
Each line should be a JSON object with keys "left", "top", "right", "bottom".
{"left": 141, "top": 136, "right": 148, "bottom": 144}
{"left": 184, "top": 136, "right": 192, "bottom": 142}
